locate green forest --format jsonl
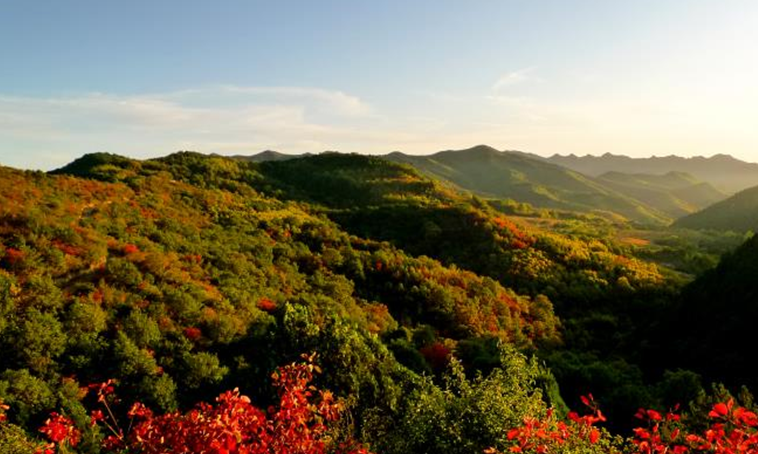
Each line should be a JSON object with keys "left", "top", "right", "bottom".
{"left": 1, "top": 151, "right": 757, "bottom": 453}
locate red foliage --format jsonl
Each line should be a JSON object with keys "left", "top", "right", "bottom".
{"left": 492, "top": 395, "right": 758, "bottom": 454}
{"left": 51, "top": 239, "right": 80, "bottom": 256}
{"left": 511, "top": 239, "right": 529, "bottom": 250}
{"left": 4, "top": 247, "right": 25, "bottom": 265}
{"left": 37, "top": 413, "right": 81, "bottom": 453}
{"left": 257, "top": 297, "right": 278, "bottom": 312}
{"left": 632, "top": 398, "right": 758, "bottom": 454}
{"left": 493, "top": 394, "right": 605, "bottom": 454}
{"left": 37, "top": 356, "right": 371, "bottom": 454}
{"left": 183, "top": 253, "right": 203, "bottom": 264}
{"left": 420, "top": 342, "right": 452, "bottom": 371}
{"left": 122, "top": 243, "right": 140, "bottom": 255}
{"left": 183, "top": 326, "right": 202, "bottom": 341}
{"left": 491, "top": 216, "right": 533, "bottom": 248}
{"left": 0, "top": 399, "right": 8, "bottom": 423}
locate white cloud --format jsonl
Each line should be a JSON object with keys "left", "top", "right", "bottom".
{"left": 0, "top": 86, "right": 384, "bottom": 169}
{"left": 213, "top": 85, "right": 372, "bottom": 116}
{"left": 492, "top": 67, "right": 536, "bottom": 91}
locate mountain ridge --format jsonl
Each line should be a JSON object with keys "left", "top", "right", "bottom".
{"left": 230, "top": 146, "right": 735, "bottom": 224}
{"left": 547, "top": 153, "right": 758, "bottom": 193}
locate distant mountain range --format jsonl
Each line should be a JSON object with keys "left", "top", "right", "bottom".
{"left": 547, "top": 153, "right": 758, "bottom": 194}
{"left": 243, "top": 146, "right": 728, "bottom": 225}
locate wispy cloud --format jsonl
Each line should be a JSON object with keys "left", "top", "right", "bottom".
{"left": 3, "top": 75, "right": 756, "bottom": 171}
{"left": 0, "top": 86, "right": 382, "bottom": 169}
{"left": 492, "top": 67, "right": 536, "bottom": 91}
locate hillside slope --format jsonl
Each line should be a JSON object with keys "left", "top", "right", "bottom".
{"left": 597, "top": 171, "right": 727, "bottom": 218}
{"left": 674, "top": 185, "right": 758, "bottom": 232}
{"left": 232, "top": 151, "right": 690, "bottom": 427}
{"left": 384, "top": 145, "right": 671, "bottom": 225}
{"left": 665, "top": 234, "right": 758, "bottom": 391}
{"left": 3, "top": 154, "right": 566, "bottom": 440}
{"left": 249, "top": 151, "right": 665, "bottom": 308}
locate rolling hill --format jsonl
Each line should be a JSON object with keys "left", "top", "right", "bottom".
{"left": 383, "top": 145, "right": 671, "bottom": 225}
{"left": 232, "top": 150, "right": 307, "bottom": 163}
{"left": 673, "top": 184, "right": 758, "bottom": 232}
{"left": 244, "top": 147, "right": 733, "bottom": 223}
{"left": 547, "top": 152, "right": 758, "bottom": 193}
{"left": 248, "top": 151, "right": 665, "bottom": 309}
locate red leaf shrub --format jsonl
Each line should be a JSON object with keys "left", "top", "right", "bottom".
{"left": 489, "top": 394, "right": 606, "bottom": 454}
{"left": 37, "top": 413, "right": 81, "bottom": 453}
{"left": 257, "top": 297, "right": 277, "bottom": 312}
{"left": 34, "top": 356, "right": 371, "bottom": 454}
{"left": 0, "top": 399, "right": 8, "bottom": 423}
{"left": 122, "top": 244, "right": 140, "bottom": 255}
{"left": 4, "top": 247, "right": 25, "bottom": 265}
{"left": 490, "top": 396, "right": 758, "bottom": 454}
{"left": 183, "top": 326, "right": 202, "bottom": 341}
{"left": 632, "top": 398, "right": 758, "bottom": 454}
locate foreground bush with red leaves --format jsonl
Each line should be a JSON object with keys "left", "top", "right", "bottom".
{"left": 487, "top": 396, "right": 758, "bottom": 454}
{"left": 6, "top": 362, "right": 758, "bottom": 454}
{"left": 24, "top": 355, "right": 371, "bottom": 454}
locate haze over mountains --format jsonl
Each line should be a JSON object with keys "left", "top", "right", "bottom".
{"left": 596, "top": 171, "right": 727, "bottom": 219}
{"left": 244, "top": 145, "right": 740, "bottom": 225}
{"left": 547, "top": 153, "right": 758, "bottom": 194}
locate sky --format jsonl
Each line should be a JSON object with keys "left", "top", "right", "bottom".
{"left": 1, "top": 0, "right": 757, "bottom": 170}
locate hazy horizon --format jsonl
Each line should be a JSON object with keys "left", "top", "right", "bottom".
{"left": 2, "top": 0, "right": 757, "bottom": 170}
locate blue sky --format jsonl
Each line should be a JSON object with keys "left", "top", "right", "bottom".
{"left": 1, "top": 0, "right": 757, "bottom": 169}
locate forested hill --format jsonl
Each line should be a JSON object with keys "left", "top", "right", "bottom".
{"left": 548, "top": 152, "right": 758, "bottom": 193}
{"left": 383, "top": 145, "right": 671, "bottom": 225}
{"left": 244, "top": 146, "right": 728, "bottom": 224}
{"left": 232, "top": 150, "right": 306, "bottom": 163}
{"left": 196, "top": 151, "right": 686, "bottom": 427}
{"left": 664, "top": 234, "right": 758, "bottom": 392}
{"left": 52, "top": 153, "right": 680, "bottom": 415}
{"left": 3, "top": 151, "right": 747, "bottom": 453}
{"left": 188, "top": 151, "right": 665, "bottom": 311}
{"left": 673, "top": 184, "right": 758, "bottom": 232}
{"left": 1, "top": 154, "right": 569, "bottom": 452}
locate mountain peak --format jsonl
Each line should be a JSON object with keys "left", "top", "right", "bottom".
{"left": 236, "top": 150, "right": 305, "bottom": 163}
{"left": 458, "top": 144, "right": 501, "bottom": 155}
{"left": 434, "top": 144, "right": 502, "bottom": 158}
